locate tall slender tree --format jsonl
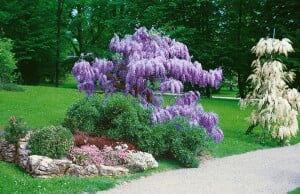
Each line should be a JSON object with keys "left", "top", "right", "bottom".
{"left": 56, "top": 0, "right": 64, "bottom": 87}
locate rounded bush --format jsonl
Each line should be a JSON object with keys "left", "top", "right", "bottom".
{"left": 137, "top": 117, "right": 209, "bottom": 167}
{"left": 4, "top": 116, "right": 28, "bottom": 143}
{"left": 63, "top": 93, "right": 152, "bottom": 143}
{"left": 62, "top": 95, "right": 103, "bottom": 134}
{"left": 28, "top": 125, "right": 74, "bottom": 159}
{"left": 98, "top": 93, "right": 152, "bottom": 142}
{"left": 137, "top": 123, "right": 170, "bottom": 158}
{"left": 169, "top": 120, "right": 208, "bottom": 168}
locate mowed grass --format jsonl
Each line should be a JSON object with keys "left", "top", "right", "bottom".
{"left": 212, "top": 88, "right": 239, "bottom": 98}
{"left": 0, "top": 159, "right": 180, "bottom": 194}
{"left": 0, "top": 86, "right": 299, "bottom": 193}
{"left": 0, "top": 85, "right": 84, "bottom": 128}
{"left": 200, "top": 97, "right": 299, "bottom": 157}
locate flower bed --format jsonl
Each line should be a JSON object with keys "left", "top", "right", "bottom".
{"left": 0, "top": 132, "right": 158, "bottom": 178}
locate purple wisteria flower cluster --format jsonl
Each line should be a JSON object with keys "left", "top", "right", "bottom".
{"left": 72, "top": 27, "right": 222, "bottom": 99}
{"left": 72, "top": 27, "right": 224, "bottom": 142}
{"left": 152, "top": 91, "right": 223, "bottom": 142}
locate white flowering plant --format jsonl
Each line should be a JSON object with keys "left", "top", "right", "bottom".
{"left": 241, "top": 37, "right": 300, "bottom": 144}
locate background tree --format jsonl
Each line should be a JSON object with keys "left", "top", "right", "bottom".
{"left": 261, "top": 0, "right": 300, "bottom": 90}
{"left": 0, "top": 0, "right": 299, "bottom": 92}
{"left": 56, "top": 0, "right": 64, "bottom": 87}
{"left": 0, "top": 1, "right": 57, "bottom": 84}
{"left": 0, "top": 38, "right": 17, "bottom": 84}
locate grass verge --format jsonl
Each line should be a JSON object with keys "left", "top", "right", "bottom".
{"left": 0, "top": 160, "right": 179, "bottom": 194}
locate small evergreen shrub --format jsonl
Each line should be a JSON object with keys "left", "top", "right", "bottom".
{"left": 137, "top": 117, "right": 209, "bottom": 167}
{"left": 28, "top": 125, "right": 74, "bottom": 159}
{"left": 63, "top": 93, "right": 152, "bottom": 143}
{"left": 62, "top": 95, "right": 103, "bottom": 134}
{"left": 4, "top": 116, "right": 28, "bottom": 143}
{"left": 169, "top": 122, "right": 208, "bottom": 168}
{"left": 0, "top": 83, "right": 24, "bottom": 92}
{"left": 99, "top": 93, "right": 152, "bottom": 142}
{"left": 137, "top": 123, "right": 170, "bottom": 158}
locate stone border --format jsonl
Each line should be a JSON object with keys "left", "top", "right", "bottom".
{"left": 0, "top": 134, "right": 158, "bottom": 178}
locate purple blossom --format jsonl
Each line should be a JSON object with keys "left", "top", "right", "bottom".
{"left": 72, "top": 27, "right": 222, "bottom": 98}
{"left": 71, "top": 27, "right": 224, "bottom": 143}
{"left": 72, "top": 60, "right": 95, "bottom": 82}
{"left": 175, "top": 91, "right": 200, "bottom": 105}
{"left": 151, "top": 91, "right": 223, "bottom": 143}
{"left": 161, "top": 79, "right": 183, "bottom": 94}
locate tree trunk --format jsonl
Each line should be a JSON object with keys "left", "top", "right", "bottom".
{"left": 236, "top": 0, "right": 246, "bottom": 98}
{"left": 55, "top": 0, "right": 64, "bottom": 87}
{"left": 237, "top": 71, "right": 246, "bottom": 98}
{"left": 245, "top": 123, "right": 258, "bottom": 134}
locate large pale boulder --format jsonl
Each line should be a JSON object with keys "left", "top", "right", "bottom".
{"left": 28, "top": 155, "right": 72, "bottom": 178}
{"left": 17, "top": 141, "right": 30, "bottom": 169}
{"left": 66, "top": 164, "right": 98, "bottom": 177}
{"left": 98, "top": 165, "right": 129, "bottom": 176}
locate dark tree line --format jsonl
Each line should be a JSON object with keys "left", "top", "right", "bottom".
{"left": 0, "top": 0, "right": 299, "bottom": 95}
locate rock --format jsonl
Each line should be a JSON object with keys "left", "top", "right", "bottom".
{"left": 66, "top": 164, "right": 98, "bottom": 177}
{"left": 28, "top": 155, "right": 72, "bottom": 177}
{"left": 125, "top": 151, "right": 158, "bottom": 172}
{"left": 19, "top": 131, "right": 32, "bottom": 142}
{"left": 98, "top": 165, "right": 129, "bottom": 176}
{"left": 0, "top": 140, "right": 17, "bottom": 162}
{"left": 17, "top": 141, "right": 31, "bottom": 169}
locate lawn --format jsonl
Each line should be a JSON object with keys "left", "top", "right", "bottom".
{"left": 289, "top": 188, "right": 300, "bottom": 194}
{"left": 0, "top": 85, "right": 84, "bottom": 128}
{"left": 0, "top": 85, "right": 299, "bottom": 193}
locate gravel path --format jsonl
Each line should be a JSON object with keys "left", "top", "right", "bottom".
{"left": 99, "top": 143, "right": 300, "bottom": 194}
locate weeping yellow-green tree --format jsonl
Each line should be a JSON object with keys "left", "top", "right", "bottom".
{"left": 241, "top": 38, "right": 300, "bottom": 144}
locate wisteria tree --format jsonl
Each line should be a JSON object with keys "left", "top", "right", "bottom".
{"left": 72, "top": 27, "right": 224, "bottom": 142}
{"left": 241, "top": 38, "right": 300, "bottom": 144}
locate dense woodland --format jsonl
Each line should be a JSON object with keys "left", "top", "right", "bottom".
{"left": 0, "top": 0, "right": 299, "bottom": 97}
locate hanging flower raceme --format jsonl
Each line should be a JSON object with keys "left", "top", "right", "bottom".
{"left": 151, "top": 91, "right": 224, "bottom": 143}
{"left": 73, "top": 27, "right": 222, "bottom": 98}
{"left": 72, "top": 60, "right": 96, "bottom": 96}
{"left": 160, "top": 79, "right": 183, "bottom": 94}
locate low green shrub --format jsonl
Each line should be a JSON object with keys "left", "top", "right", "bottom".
{"left": 4, "top": 116, "right": 28, "bottom": 143}
{"left": 62, "top": 95, "right": 103, "bottom": 134}
{"left": 99, "top": 94, "right": 152, "bottom": 142}
{"left": 137, "top": 123, "right": 170, "bottom": 158}
{"left": 63, "top": 93, "right": 152, "bottom": 143}
{"left": 169, "top": 122, "right": 208, "bottom": 168}
{"left": 0, "top": 83, "right": 24, "bottom": 92}
{"left": 137, "top": 117, "right": 209, "bottom": 167}
{"left": 28, "top": 125, "right": 74, "bottom": 159}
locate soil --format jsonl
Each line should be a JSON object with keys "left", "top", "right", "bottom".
{"left": 73, "top": 130, "right": 139, "bottom": 151}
